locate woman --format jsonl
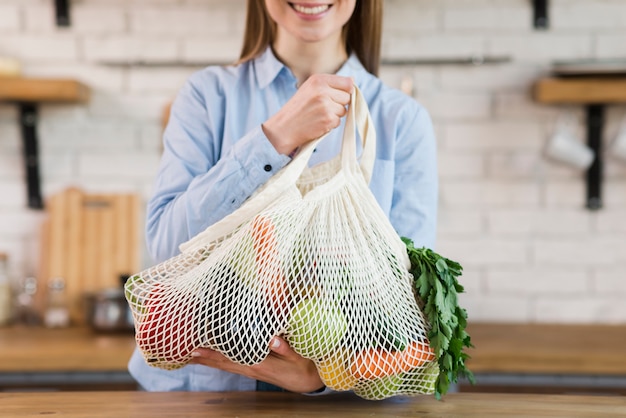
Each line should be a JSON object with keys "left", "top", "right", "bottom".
{"left": 128, "top": 0, "right": 438, "bottom": 394}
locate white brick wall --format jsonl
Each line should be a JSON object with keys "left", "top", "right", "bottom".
{"left": 0, "top": 0, "right": 625, "bottom": 324}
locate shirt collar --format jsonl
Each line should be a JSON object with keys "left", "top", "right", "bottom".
{"left": 253, "top": 46, "right": 368, "bottom": 89}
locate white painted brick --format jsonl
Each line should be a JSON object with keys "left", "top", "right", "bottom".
{"left": 0, "top": 123, "right": 20, "bottom": 154}
{"left": 78, "top": 152, "right": 160, "bottom": 181}
{"left": 38, "top": 120, "right": 138, "bottom": 152}
{"left": 0, "top": 210, "right": 46, "bottom": 237}
{"left": 594, "top": 210, "right": 626, "bottom": 234}
{"left": 437, "top": 209, "right": 484, "bottom": 236}
{"left": 592, "top": 267, "right": 626, "bottom": 294}
{"left": 40, "top": 152, "right": 75, "bottom": 180}
{"left": 438, "top": 153, "right": 485, "bottom": 179}
{"left": 378, "top": 67, "right": 437, "bottom": 97}
{"left": 182, "top": 37, "right": 242, "bottom": 63}
{"left": 489, "top": 35, "right": 593, "bottom": 63}
{"left": 604, "top": 181, "right": 626, "bottom": 207}
{"left": 87, "top": 92, "right": 173, "bottom": 122}
{"left": 486, "top": 268, "right": 588, "bottom": 295}
{"left": 443, "top": 5, "right": 530, "bottom": 30}
{"left": 384, "top": 0, "right": 440, "bottom": 33}
{"left": 0, "top": 105, "right": 18, "bottom": 121}
{"left": 596, "top": 34, "right": 626, "bottom": 59}
{"left": 459, "top": 293, "right": 531, "bottom": 322}
{"left": 534, "top": 296, "right": 626, "bottom": 324}
{"left": 440, "top": 64, "right": 543, "bottom": 92}
{"left": 129, "top": 7, "right": 234, "bottom": 35}
{"left": 23, "top": 4, "right": 126, "bottom": 33}
{"left": 437, "top": 238, "right": 528, "bottom": 267}
{"left": 0, "top": 5, "right": 20, "bottom": 31}
{"left": 488, "top": 152, "right": 569, "bottom": 180}
{"left": 455, "top": 267, "right": 484, "bottom": 294}
{"left": 494, "top": 92, "right": 563, "bottom": 122}
{"left": 127, "top": 68, "right": 195, "bottom": 94}
{"left": 0, "top": 35, "right": 78, "bottom": 61}
{"left": 22, "top": 64, "right": 125, "bottom": 92}
{"left": 551, "top": 0, "right": 626, "bottom": 29}
{"left": 139, "top": 124, "right": 165, "bottom": 153}
{"left": 533, "top": 238, "right": 623, "bottom": 266}
{"left": 416, "top": 91, "right": 491, "bottom": 120}
{"left": 0, "top": 181, "right": 27, "bottom": 209}
{"left": 82, "top": 36, "right": 179, "bottom": 63}
{"left": 441, "top": 181, "right": 542, "bottom": 208}
{"left": 488, "top": 209, "right": 591, "bottom": 236}
{"left": 445, "top": 122, "right": 546, "bottom": 151}
{"left": 382, "top": 34, "right": 485, "bottom": 60}
{"left": 544, "top": 180, "right": 586, "bottom": 208}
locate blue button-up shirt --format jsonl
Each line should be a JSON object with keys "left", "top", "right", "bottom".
{"left": 129, "top": 47, "right": 438, "bottom": 392}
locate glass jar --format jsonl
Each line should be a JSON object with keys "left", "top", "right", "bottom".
{"left": 0, "top": 252, "right": 11, "bottom": 326}
{"left": 44, "top": 277, "right": 70, "bottom": 328}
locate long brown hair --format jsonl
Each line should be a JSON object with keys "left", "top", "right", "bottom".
{"left": 238, "top": 0, "right": 382, "bottom": 76}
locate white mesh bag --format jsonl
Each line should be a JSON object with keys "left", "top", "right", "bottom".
{"left": 125, "top": 87, "right": 437, "bottom": 400}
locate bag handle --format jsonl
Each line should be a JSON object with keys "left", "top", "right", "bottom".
{"left": 342, "top": 85, "right": 376, "bottom": 183}
{"left": 180, "top": 86, "right": 375, "bottom": 253}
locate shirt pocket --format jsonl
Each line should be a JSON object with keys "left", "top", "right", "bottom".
{"left": 368, "top": 158, "right": 395, "bottom": 216}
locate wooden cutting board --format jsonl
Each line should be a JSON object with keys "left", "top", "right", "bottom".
{"left": 38, "top": 188, "right": 141, "bottom": 324}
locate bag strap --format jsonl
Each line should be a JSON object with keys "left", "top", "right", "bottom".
{"left": 342, "top": 85, "right": 376, "bottom": 183}
{"left": 179, "top": 86, "right": 375, "bottom": 253}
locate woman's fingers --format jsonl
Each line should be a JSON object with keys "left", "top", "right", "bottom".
{"left": 189, "top": 337, "right": 324, "bottom": 393}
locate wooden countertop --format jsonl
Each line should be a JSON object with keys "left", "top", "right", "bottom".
{"left": 465, "top": 322, "right": 626, "bottom": 375}
{"left": 3, "top": 323, "right": 626, "bottom": 378}
{"left": 1, "top": 391, "right": 625, "bottom": 417}
{"left": 0, "top": 326, "right": 135, "bottom": 373}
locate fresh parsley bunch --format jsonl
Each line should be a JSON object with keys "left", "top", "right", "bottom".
{"left": 402, "top": 237, "right": 475, "bottom": 399}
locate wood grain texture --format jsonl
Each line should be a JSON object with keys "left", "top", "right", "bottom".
{"left": 534, "top": 77, "right": 626, "bottom": 104}
{"left": 0, "top": 327, "right": 135, "bottom": 372}
{"left": 1, "top": 391, "right": 625, "bottom": 417}
{"left": 465, "top": 322, "right": 626, "bottom": 375}
{"left": 38, "top": 189, "right": 141, "bottom": 324}
{"left": 0, "top": 78, "right": 89, "bottom": 103}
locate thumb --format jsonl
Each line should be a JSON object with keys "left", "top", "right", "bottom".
{"left": 269, "top": 336, "right": 293, "bottom": 358}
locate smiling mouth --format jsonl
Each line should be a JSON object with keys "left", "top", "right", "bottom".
{"left": 289, "top": 3, "right": 332, "bottom": 15}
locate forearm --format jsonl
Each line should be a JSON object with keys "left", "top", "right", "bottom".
{"left": 146, "top": 126, "right": 291, "bottom": 262}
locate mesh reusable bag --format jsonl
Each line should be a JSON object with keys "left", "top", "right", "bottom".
{"left": 125, "top": 87, "right": 437, "bottom": 400}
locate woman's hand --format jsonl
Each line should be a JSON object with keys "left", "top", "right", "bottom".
{"left": 262, "top": 74, "right": 353, "bottom": 156}
{"left": 189, "top": 336, "right": 324, "bottom": 393}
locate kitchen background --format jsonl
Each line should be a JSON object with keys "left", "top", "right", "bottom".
{"left": 0, "top": 0, "right": 625, "bottom": 324}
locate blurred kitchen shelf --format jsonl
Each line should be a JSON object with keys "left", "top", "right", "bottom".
{"left": 534, "top": 76, "right": 626, "bottom": 104}
{"left": 98, "top": 55, "right": 512, "bottom": 68}
{"left": 533, "top": 75, "right": 626, "bottom": 210}
{"left": 0, "top": 77, "right": 90, "bottom": 210}
{"left": 0, "top": 77, "right": 89, "bottom": 103}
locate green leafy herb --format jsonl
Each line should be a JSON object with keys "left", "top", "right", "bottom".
{"left": 402, "top": 237, "right": 475, "bottom": 399}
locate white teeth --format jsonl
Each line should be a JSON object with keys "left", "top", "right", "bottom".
{"left": 292, "top": 4, "right": 330, "bottom": 15}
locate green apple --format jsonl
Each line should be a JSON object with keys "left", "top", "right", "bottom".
{"left": 287, "top": 298, "right": 347, "bottom": 359}
{"left": 358, "top": 374, "right": 403, "bottom": 400}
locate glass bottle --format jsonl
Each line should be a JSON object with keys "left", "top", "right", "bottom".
{"left": 0, "top": 252, "right": 11, "bottom": 326}
{"left": 44, "top": 277, "right": 70, "bottom": 328}
{"left": 14, "top": 276, "right": 41, "bottom": 326}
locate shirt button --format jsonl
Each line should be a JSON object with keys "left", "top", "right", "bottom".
{"left": 264, "top": 164, "right": 272, "bottom": 172}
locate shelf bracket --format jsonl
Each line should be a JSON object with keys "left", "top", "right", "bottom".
{"left": 19, "top": 103, "right": 44, "bottom": 210}
{"left": 586, "top": 104, "right": 604, "bottom": 210}
{"left": 533, "top": 0, "right": 549, "bottom": 29}
{"left": 54, "top": 0, "right": 70, "bottom": 27}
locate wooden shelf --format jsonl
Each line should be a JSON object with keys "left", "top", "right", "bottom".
{"left": 0, "top": 77, "right": 90, "bottom": 209}
{"left": 0, "top": 77, "right": 89, "bottom": 103}
{"left": 534, "top": 76, "right": 626, "bottom": 104}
